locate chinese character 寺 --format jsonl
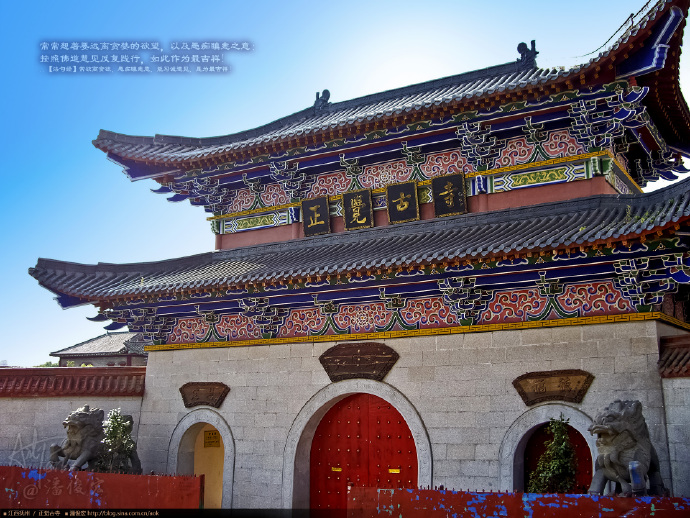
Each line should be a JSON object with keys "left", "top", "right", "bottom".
{"left": 440, "top": 181, "right": 456, "bottom": 207}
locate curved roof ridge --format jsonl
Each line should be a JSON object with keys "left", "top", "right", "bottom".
{"left": 96, "top": 60, "right": 543, "bottom": 150}
{"left": 92, "top": 1, "right": 686, "bottom": 166}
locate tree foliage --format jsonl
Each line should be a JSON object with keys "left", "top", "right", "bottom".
{"left": 34, "top": 361, "right": 59, "bottom": 367}
{"left": 527, "top": 415, "right": 577, "bottom": 494}
{"left": 95, "top": 408, "right": 137, "bottom": 473}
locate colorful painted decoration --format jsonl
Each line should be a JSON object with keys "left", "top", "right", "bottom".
{"left": 301, "top": 196, "right": 331, "bottom": 237}
{"left": 386, "top": 181, "right": 419, "bottom": 224}
{"left": 432, "top": 173, "right": 467, "bottom": 217}
{"left": 342, "top": 189, "right": 374, "bottom": 231}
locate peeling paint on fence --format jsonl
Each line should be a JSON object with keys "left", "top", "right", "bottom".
{"left": 0, "top": 465, "right": 202, "bottom": 509}
{"left": 347, "top": 487, "right": 690, "bottom": 518}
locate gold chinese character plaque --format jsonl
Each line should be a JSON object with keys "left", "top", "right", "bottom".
{"left": 342, "top": 189, "right": 374, "bottom": 231}
{"left": 301, "top": 196, "right": 331, "bottom": 237}
{"left": 386, "top": 181, "right": 419, "bottom": 224}
{"left": 432, "top": 173, "right": 467, "bottom": 217}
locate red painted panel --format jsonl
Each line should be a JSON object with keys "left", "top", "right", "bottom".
{"left": 348, "top": 488, "right": 690, "bottom": 518}
{"left": 523, "top": 423, "right": 592, "bottom": 493}
{"left": 0, "top": 466, "right": 202, "bottom": 509}
{"left": 311, "top": 394, "right": 417, "bottom": 509}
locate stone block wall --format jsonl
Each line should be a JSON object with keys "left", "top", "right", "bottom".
{"left": 663, "top": 377, "right": 690, "bottom": 497}
{"left": 137, "top": 319, "right": 686, "bottom": 507}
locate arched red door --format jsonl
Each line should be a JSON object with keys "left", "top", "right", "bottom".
{"left": 523, "top": 422, "right": 592, "bottom": 493}
{"left": 310, "top": 393, "right": 418, "bottom": 509}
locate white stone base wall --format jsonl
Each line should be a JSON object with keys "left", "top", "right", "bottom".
{"left": 663, "top": 377, "right": 690, "bottom": 497}
{"left": 136, "top": 319, "right": 687, "bottom": 507}
{"left": 0, "top": 396, "right": 142, "bottom": 468}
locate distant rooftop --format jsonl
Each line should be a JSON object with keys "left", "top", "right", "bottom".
{"left": 50, "top": 332, "right": 148, "bottom": 358}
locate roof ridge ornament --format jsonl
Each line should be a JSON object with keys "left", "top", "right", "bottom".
{"left": 314, "top": 89, "right": 330, "bottom": 111}
{"left": 517, "top": 40, "right": 538, "bottom": 69}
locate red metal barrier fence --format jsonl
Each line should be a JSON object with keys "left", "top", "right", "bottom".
{"left": 0, "top": 466, "right": 203, "bottom": 509}
{"left": 348, "top": 487, "right": 690, "bottom": 518}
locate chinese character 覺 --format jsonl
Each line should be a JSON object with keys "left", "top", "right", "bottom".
{"left": 342, "top": 189, "right": 373, "bottom": 231}
{"left": 386, "top": 182, "right": 419, "bottom": 224}
{"left": 301, "top": 196, "right": 331, "bottom": 237}
{"left": 432, "top": 173, "right": 467, "bottom": 217}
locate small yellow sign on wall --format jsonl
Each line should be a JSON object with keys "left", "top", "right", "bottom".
{"left": 204, "top": 430, "right": 220, "bottom": 447}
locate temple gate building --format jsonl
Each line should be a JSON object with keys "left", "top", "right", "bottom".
{"left": 27, "top": 0, "right": 690, "bottom": 509}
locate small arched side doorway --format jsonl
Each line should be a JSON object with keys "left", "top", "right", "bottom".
{"left": 176, "top": 423, "right": 225, "bottom": 509}
{"left": 194, "top": 424, "right": 225, "bottom": 508}
{"left": 522, "top": 422, "right": 592, "bottom": 493}
{"left": 498, "top": 403, "right": 596, "bottom": 492}
{"left": 310, "top": 393, "right": 418, "bottom": 510}
{"left": 168, "top": 408, "right": 235, "bottom": 509}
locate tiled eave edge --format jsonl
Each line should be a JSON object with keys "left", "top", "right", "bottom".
{"left": 97, "top": 79, "right": 619, "bottom": 174}
{"left": 0, "top": 366, "right": 146, "bottom": 398}
{"left": 144, "top": 312, "right": 689, "bottom": 352}
{"left": 90, "top": 221, "right": 686, "bottom": 308}
{"left": 49, "top": 351, "right": 146, "bottom": 358}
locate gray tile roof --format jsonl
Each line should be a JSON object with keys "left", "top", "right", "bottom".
{"left": 123, "top": 333, "right": 152, "bottom": 355}
{"left": 94, "top": 67, "right": 561, "bottom": 164}
{"left": 29, "top": 177, "right": 690, "bottom": 304}
{"left": 50, "top": 332, "right": 147, "bottom": 357}
{"left": 0, "top": 367, "right": 146, "bottom": 397}
{"left": 92, "top": 0, "right": 675, "bottom": 165}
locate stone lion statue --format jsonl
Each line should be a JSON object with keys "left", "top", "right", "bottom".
{"left": 588, "top": 400, "right": 666, "bottom": 496}
{"left": 49, "top": 405, "right": 105, "bottom": 471}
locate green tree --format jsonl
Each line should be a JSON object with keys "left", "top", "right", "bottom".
{"left": 34, "top": 361, "right": 59, "bottom": 367}
{"left": 95, "top": 408, "right": 141, "bottom": 474}
{"left": 527, "top": 415, "right": 577, "bottom": 493}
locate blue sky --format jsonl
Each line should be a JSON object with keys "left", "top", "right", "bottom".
{"left": 2, "top": 0, "right": 688, "bottom": 367}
